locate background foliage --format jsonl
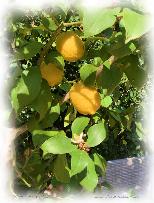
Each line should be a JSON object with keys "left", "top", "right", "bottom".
{"left": 7, "top": 3, "right": 151, "bottom": 195}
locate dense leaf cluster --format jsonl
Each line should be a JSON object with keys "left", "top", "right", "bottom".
{"left": 7, "top": 5, "right": 150, "bottom": 194}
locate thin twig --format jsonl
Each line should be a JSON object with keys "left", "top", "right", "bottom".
{"left": 63, "top": 21, "right": 82, "bottom": 27}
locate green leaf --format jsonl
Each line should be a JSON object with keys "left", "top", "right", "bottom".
{"left": 86, "top": 123, "right": 106, "bottom": 147}
{"left": 32, "top": 130, "right": 63, "bottom": 147}
{"left": 53, "top": 155, "right": 70, "bottom": 183}
{"left": 59, "top": 81, "right": 71, "bottom": 92}
{"left": 101, "top": 96, "right": 112, "bottom": 108}
{"left": 83, "top": 7, "right": 120, "bottom": 37}
{"left": 69, "top": 149, "right": 90, "bottom": 177}
{"left": 80, "top": 160, "right": 98, "bottom": 192}
{"left": 93, "top": 57, "right": 103, "bottom": 67}
{"left": 69, "top": 149, "right": 98, "bottom": 191}
{"left": 16, "top": 41, "right": 43, "bottom": 60}
{"left": 40, "top": 103, "right": 60, "bottom": 128}
{"left": 122, "top": 8, "right": 151, "bottom": 43}
{"left": 93, "top": 153, "right": 106, "bottom": 176}
{"left": 135, "top": 121, "right": 144, "bottom": 140}
{"left": 107, "top": 40, "right": 136, "bottom": 59}
{"left": 71, "top": 117, "right": 90, "bottom": 136}
{"left": 30, "top": 80, "right": 52, "bottom": 121}
{"left": 11, "top": 68, "right": 41, "bottom": 113}
{"left": 42, "top": 17, "right": 57, "bottom": 31}
{"left": 45, "top": 51, "right": 65, "bottom": 68}
{"left": 123, "top": 55, "right": 147, "bottom": 88}
{"left": 64, "top": 105, "right": 75, "bottom": 127}
{"left": 58, "top": 1, "right": 70, "bottom": 15}
{"left": 80, "top": 64, "right": 97, "bottom": 86}
{"left": 109, "top": 110, "right": 121, "bottom": 122}
{"left": 23, "top": 150, "right": 45, "bottom": 186}
{"left": 41, "top": 132, "right": 76, "bottom": 155}
{"left": 96, "top": 65, "right": 122, "bottom": 94}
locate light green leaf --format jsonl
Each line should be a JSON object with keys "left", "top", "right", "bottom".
{"left": 135, "top": 121, "right": 144, "bottom": 140}
{"left": 53, "top": 155, "right": 70, "bottom": 183}
{"left": 80, "top": 64, "right": 97, "bottom": 86}
{"left": 83, "top": 7, "right": 120, "bottom": 37}
{"left": 71, "top": 117, "right": 90, "bottom": 136}
{"left": 80, "top": 160, "right": 98, "bottom": 192}
{"left": 16, "top": 41, "right": 43, "bottom": 60}
{"left": 30, "top": 80, "right": 52, "bottom": 121}
{"left": 68, "top": 149, "right": 90, "bottom": 177}
{"left": 32, "top": 130, "right": 63, "bottom": 147}
{"left": 93, "top": 153, "right": 106, "bottom": 176}
{"left": 11, "top": 68, "right": 41, "bottom": 113}
{"left": 93, "top": 57, "right": 103, "bottom": 67}
{"left": 41, "top": 132, "right": 76, "bottom": 155}
{"left": 101, "top": 96, "right": 112, "bottom": 108}
{"left": 86, "top": 123, "right": 106, "bottom": 147}
{"left": 122, "top": 8, "right": 151, "bottom": 43}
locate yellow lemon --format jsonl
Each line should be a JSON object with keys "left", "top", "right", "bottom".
{"left": 40, "top": 62, "right": 64, "bottom": 87}
{"left": 69, "top": 81, "right": 101, "bottom": 115}
{"left": 56, "top": 31, "right": 85, "bottom": 62}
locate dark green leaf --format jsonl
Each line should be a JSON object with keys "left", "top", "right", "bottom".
{"left": 40, "top": 103, "right": 60, "bottom": 128}
{"left": 42, "top": 17, "right": 57, "bottom": 31}
{"left": 53, "top": 155, "right": 70, "bottom": 183}
{"left": 96, "top": 65, "right": 123, "bottom": 94}
{"left": 123, "top": 55, "right": 147, "bottom": 88}
{"left": 16, "top": 41, "right": 43, "bottom": 60}
{"left": 30, "top": 80, "right": 52, "bottom": 121}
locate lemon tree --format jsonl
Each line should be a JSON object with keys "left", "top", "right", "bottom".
{"left": 7, "top": 2, "right": 151, "bottom": 195}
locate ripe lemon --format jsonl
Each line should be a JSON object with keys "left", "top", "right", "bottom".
{"left": 56, "top": 31, "right": 85, "bottom": 62}
{"left": 40, "top": 62, "right": 64, "bottom": 87}
{"left": 69, "top": 81, "right": 101, "bottom": 115}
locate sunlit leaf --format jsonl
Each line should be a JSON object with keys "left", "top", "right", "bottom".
{"left": 11, "top": 67, "right": 41, "bottom": 112}
{"left": 41, "top": 132, "right": 76, "bottom": 155}
{"left": 86, "top": 123, "right": 106, "bottom": 147}
{"left": 83, "top": 7, "right": 120, "bottom": 37}
{"left": 122, "top": 8, "right": 151, "bottom": 43}
{"left": 71, "top": 117, "right": 90, "bottom": 136}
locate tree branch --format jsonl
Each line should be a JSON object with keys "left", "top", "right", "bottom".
{"left": 63, "top": 21, "right": 82, "bottom": 27}
{"left": 37, "top": 22, "right": 64, "bottom": 66}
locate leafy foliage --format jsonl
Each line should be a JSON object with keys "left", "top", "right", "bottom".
{"left": 8, "top": 4, "right": 150, "bottom": 196}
